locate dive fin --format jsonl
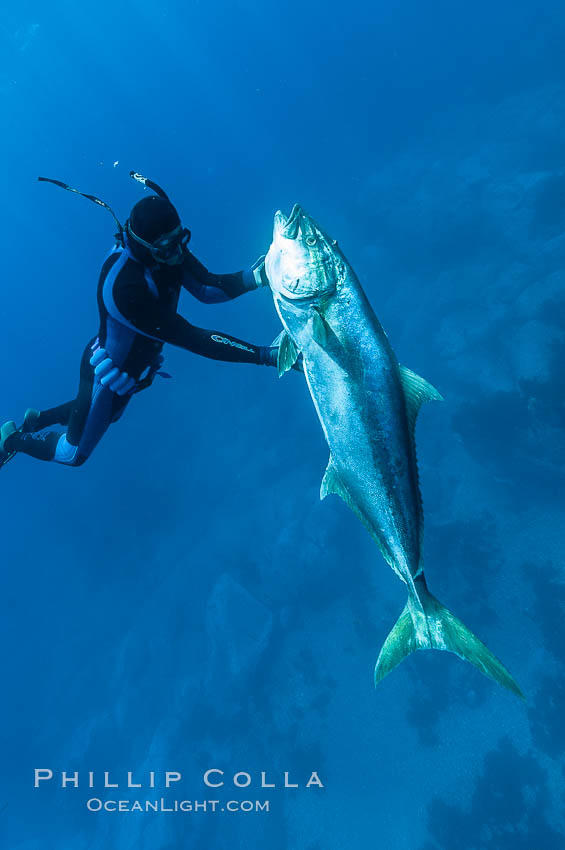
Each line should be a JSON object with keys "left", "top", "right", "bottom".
{"left": 399, "top": 365, "right": 443, "bottom": 434}
{"left": 272, "top": 330, "right": 300, "bottom": 377}
{"left": 0, "top": 449, "right": 17, "bottom": 470}
{"left": 0, "top": 422, "right": 21, "bottom": 470}
{"left": 374, "top": 585, "right": 524, "bottom": 699}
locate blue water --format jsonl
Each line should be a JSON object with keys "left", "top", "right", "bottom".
{"left": 1, "top": 1, "right": 565, "bottom": 847}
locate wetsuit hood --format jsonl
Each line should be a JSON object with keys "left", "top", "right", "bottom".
{"left": 127, "top": 196, "right": 191, "bottom": 265}
{"left": 129, "top": 196, "right": 181, "bottom": 242}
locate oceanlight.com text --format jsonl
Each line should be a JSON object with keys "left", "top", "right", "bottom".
{"left": 86, "top": 798, "right": 270, "bottom": 813}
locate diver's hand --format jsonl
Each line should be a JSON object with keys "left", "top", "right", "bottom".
{"left": 259, "top": 346, "right": 278, "bottom": 367}
{"left": 259, "top": 346, "right": 304, "bottom": 372}
{"left": 251, "top": 255, "right": 269, "bottom": 288}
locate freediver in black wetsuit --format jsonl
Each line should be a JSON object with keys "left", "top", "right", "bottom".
{"left": 0, "top": 173, "right": 286, "bottom": 468}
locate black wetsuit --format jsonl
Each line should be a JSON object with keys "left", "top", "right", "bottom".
{"left": 7, "top": 237, "right": 266, "bottom": 466}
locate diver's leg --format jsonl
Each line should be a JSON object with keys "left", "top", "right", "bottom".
{"left": 2, "top": 341, "right": 95, "bottom": 463}
{"left": 3, "top": 337, "right": 134, "bottom": 467}
{"left": 3, "top": 427, "right": 62, "bottom": 461}
{"left": 9, "top": 336, "right": 100, "bottom": 436}
{"left": 0, "top": 340, "right": 93, "bottom": 461}
{"left": 2, "top": 388, "right": 131, "bottom": 465}
{"left": 3, "top": 340, "right": 113, "bottom": 466}
{"left": 20, "top": 402, "right": 74, "bottom": 433}
{"left": 7, "top": 381, "right": 131, "bottom": 467}
{"left": 51, "top": 342, "right": 131, "bottom": 466}
{"left": 56, "top": 386, "right": 131, "bottom": 466}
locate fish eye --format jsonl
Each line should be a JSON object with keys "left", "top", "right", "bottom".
{"left": 306, "top": 236, "right": 317, "bottom": 246}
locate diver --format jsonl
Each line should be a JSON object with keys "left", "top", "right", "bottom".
{"left": 0, "top": 172, "right": 286, "bottom": 469}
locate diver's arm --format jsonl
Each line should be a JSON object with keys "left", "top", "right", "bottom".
{"left": 181, "top": 250, "right": 258, "bottom": 302}
{"left": 112, "top": 280, "right": 270, "bottom": 365}
{"left": 145, "top": 312, "right": 268, "bottom": 364}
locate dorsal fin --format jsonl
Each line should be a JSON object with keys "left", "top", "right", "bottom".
{"left": 398, "top": 366, "right": 442, "bottom": 546}
{"left": 399, "top": 366, "right": 443, "bottom": 434}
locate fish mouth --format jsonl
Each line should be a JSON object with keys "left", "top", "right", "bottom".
{"left": 283, "top": 203, "right": 301, "bottom": 239}
{"left": 273, "top": 210, "right": 287, "bottom": 233}
{"left": 273, "top": 204, "right": 302, "bottom": 240}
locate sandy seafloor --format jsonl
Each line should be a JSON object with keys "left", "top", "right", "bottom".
{"left": 1, "top": 1, "right": 565, "bottom": 847}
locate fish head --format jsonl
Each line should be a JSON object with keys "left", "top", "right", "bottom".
{"left": 265, "top": 204, "right": 343, "bottom": 305}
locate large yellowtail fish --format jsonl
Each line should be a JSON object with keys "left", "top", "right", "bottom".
{"left": 265, "top": 204, "right": 522, "bottom": 698}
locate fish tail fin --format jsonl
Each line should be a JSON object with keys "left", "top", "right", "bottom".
{"left": 374, "top": 585, "right": 524, "bottom": 699}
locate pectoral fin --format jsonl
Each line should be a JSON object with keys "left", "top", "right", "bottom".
{"left": 312, "top": 313, "right": 329, "bottom": 346}
{"left": 272, "top": 330, "right": 300, "bottom": 377}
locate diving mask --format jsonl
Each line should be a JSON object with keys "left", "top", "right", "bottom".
{"left": 127, "top": 222, "right": 191, "bottom": 265}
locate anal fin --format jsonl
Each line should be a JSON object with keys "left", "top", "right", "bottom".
{"left": 320, "top": 456, "right": 396, "bottom": 571}
{"left": 320, "top": 456, "right": 345, "bottom": 502}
